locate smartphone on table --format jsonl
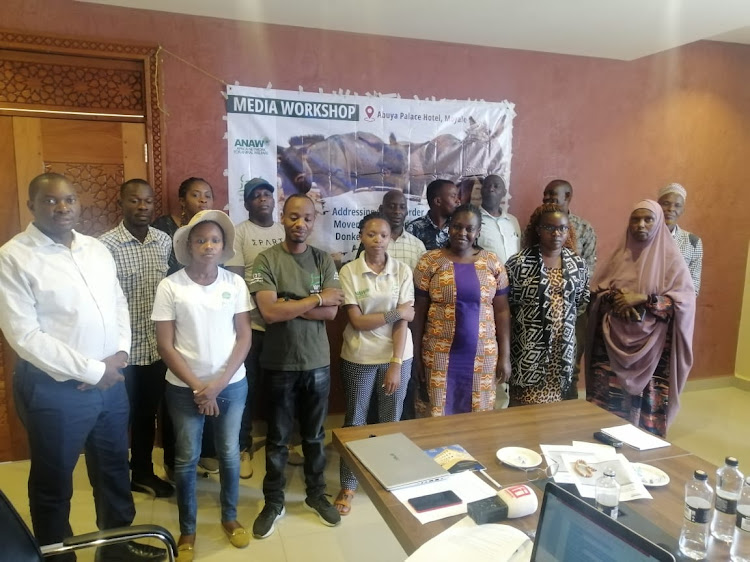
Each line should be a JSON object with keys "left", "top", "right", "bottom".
{"left": 408, "top": 490, "right": 462, "bottom": 513}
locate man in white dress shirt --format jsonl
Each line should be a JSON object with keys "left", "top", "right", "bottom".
{"left": 477, "top": 175, "right": 521, "bottom": 264}
{"left": 0, "top": 173, "right": 164, "bottom": 562}
{"left": 476, "top": 175, "right": 520, "bottom": 410}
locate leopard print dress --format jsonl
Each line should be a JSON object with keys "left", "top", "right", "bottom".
{"left": 509, "top": 267, "right": 565, "bottom": 405}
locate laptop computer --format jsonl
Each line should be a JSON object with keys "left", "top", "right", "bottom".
{"left": 345, "top": 432, "right": 449, "bottom": 491}
{"left": 530, "top": 483, "right": 675, "bottom": 562}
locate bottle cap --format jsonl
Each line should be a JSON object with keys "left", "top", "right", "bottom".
{"left": 694, "top": 470, "right": 708, "bottom": 481}
{"left": 726, "top": 456, "right": 739, "bottom": 467}
{"left": 604, "top": 467, "right": 616, "bottom": 478}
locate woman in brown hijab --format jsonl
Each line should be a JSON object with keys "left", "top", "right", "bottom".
{"left": 586, "top": 200, "right": 696, "bottom": 437}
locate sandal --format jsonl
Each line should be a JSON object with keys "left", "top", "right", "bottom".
{"left": 334, "top": 488, "right": 355, "bottom": 516}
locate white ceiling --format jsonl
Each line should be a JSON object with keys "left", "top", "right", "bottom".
{"left": 78, "top": 0, "right": 750, "bottom": 61}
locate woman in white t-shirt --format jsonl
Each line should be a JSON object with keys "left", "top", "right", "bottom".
{"left": 334, "top": 212, "right": 415, "bottom": 516}
{"left": 152, "top": 210, "right": 253, "bottom": 560}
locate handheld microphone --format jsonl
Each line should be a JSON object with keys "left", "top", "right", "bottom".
{"left": 467, "top": 484, "right": 539, "bottom": 524}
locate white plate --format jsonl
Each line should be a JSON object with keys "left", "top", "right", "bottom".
{"left": 496, "top": 447, "right": 543, "bottom": 468}
{"left": 632, "top": 463, "right": 670, "bottom": 487}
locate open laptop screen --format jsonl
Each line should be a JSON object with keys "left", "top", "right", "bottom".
{"left": 531, "top": 484, "right": 675, "bottom": 562}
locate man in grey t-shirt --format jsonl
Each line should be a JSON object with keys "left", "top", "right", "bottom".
{"left": 249, "top": 194, "right": 345, "bottom": 538}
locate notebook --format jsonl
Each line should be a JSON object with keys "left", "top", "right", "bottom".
{"left": 600, "top": 424, "right": 670, "bottom": 451}
{"left": 531, "top": 483, "right": 675, "bottom": 562}
{"left": 345, "top": 432, "right": 449, "bottom": 491}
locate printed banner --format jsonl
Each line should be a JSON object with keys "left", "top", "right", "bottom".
{"left": 226, "top": 85, "right": 515, "bottom": 261}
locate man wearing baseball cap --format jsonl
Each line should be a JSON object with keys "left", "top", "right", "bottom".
{"left": 226, "top": 178, "right": 285, "bottom": 478}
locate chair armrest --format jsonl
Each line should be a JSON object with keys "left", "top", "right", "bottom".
{"left": 41, "top": 525, "right": 176, "bottom": 561}
{"left": 63, "top": 524, "right": 175, "bottom": 548}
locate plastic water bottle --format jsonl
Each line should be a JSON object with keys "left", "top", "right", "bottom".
{"left": 730, "top": 476, "right": 750, "bottom": 562}
{"left": 595, "top": 467, "right": 620, "bottom": 519}
{"left": 712, "top": 456, "right": 744, "bottom": 543}
{"left": 679, "top": 470, "right": 714, "bottom": 560}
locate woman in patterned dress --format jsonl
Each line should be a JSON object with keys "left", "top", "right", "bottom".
{"left": 586, "top": 200, "right": 696, "bottom": 437}
{"left": 506, "top": 204, "right": 589, "bottom": 405}
{"left": 412, "top": 204, "right": 511, "bottom": 416}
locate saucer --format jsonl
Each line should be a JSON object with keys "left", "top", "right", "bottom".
{"left": 631, "top": 463, "right": 670, "bottom": 487}
{"left": 496, "top": 447, "right": 543, "bottom": 468}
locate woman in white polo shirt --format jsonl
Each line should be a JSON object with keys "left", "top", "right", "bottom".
{"left": 334, "top": 212, "right": 415, "bottom": 516}
{"left": 152, "top": 210, "right": 253, "bottom": 560}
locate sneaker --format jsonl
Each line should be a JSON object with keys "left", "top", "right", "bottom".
{"left": 198, "top": 457, "right": 220, "bottom": 473}
{"left": 252, "top": 503, "right": 285, "bottom": 539}
{"left": 240, "top": 450, "right": 253, "bottom": 479}
{"left": 131, "top": 474, "right": 175, "bottom": 498}
{"left": 304, "top": 495, "right": 341, "bottom": 527}
{"left": 287, "top": 446, "right": 304, "bottom": 466}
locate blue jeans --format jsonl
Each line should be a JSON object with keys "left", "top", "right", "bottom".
{"left": 166, "top": 378, "right": 247, "bottom": 535}
{"left": 263, "top": 367, "right": 330, "bottom": 505}
{"left": 13, "top": 361, "right": 134, "bottom": 562}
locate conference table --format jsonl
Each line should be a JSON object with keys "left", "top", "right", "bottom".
{"left": 332, "top": 400, "right": 730, "bottom": 559}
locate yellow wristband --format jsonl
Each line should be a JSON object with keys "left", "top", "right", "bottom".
{"left": 390, "top": 357, "right": 403, "bottom": 365}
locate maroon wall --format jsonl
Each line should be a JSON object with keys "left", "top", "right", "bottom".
{"left": 4, "top": 0, "right": 749, "bottom": 380}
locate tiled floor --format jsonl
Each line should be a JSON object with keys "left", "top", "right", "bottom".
{"left": 1, "top": 382, "right": 748, "bottom": 561}
{"left": 668, "top": 382, "right": 750, "bottom": 468}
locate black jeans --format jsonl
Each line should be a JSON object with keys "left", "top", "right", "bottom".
{"left": 124, "top": 361, "right": 173, "bottom": 479}
{"left": 14, "top": 361, "right": 135, "bottom": 562}
{"left": 566, "top": 313, "right": 588, "bottom": 400}
{"left": 239, "top": 329, "right": 265, "bottom": 452}
{"left": 262, "top": 367, "right": 330, "bottom": 505}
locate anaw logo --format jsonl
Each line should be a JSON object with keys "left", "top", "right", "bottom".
{"left": 233, "top": 137, "right": 270, "bottom": 155}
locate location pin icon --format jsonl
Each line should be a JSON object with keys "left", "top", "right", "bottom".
{"left": 365, "top": 106, "right": 374, "bottom": 119}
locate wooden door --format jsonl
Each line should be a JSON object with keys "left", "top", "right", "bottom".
{"left": 0, "top": 115, "right": 147, "bottom": 461}
{"left": 12, "top": 117, "right": 147, "bottom": 233}
{"left": 0, "top": 29, "right": 165, "bottom": 461}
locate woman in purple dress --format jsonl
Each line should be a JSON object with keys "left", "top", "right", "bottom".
{"left": 412, "top": 204, "right": 511, "bottom": 416}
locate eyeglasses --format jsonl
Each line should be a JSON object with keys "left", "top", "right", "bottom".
{"left": 538, "top": 225, "right": 570, "bottom": 234}
{"left": 499, "top": 460, "right": 560, "bottom": 490}
{"left": 523, "top": 460, "right": 559, "bottom": 482}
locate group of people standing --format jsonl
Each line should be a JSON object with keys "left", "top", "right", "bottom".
{"left": 0, "top": 170, "right": 701, "bottom": 561}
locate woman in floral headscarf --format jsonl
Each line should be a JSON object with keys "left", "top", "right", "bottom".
{"left": 586, "top": 200, "right": 696, "bottom": 437}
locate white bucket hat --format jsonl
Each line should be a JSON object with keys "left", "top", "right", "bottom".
{"left": 173, "top": 210, "right": 236, "bottom": 266}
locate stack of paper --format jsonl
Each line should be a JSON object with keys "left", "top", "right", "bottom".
{"left": 406, "top": 516, "right": 532, "bottom": 562}
{"left": 559, "top": 453, "right": 652, "bottom": 501}
{"left": 393, "top": 471, "right": 497, "bottom": 524}
{"left": 600, "top": 424, "right": 670, "bottom": 450}
{"left": 540, "top": 441, "right": 617, "bottom": 485}
{"left": 540, "top": 442, "right": 651, "bottom": 501}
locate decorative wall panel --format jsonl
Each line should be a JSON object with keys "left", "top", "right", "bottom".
{"left": 45, "top": 162, "right": 124, "bottom": 236}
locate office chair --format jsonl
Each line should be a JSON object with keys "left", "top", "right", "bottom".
{"left": 0, "top": 488, "right": 176, "bottom": 561}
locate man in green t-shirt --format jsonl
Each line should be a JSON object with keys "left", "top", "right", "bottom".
{"left": 249, "top": 193, "right": 345, "bottom": 539}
